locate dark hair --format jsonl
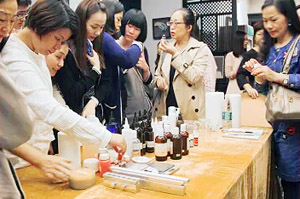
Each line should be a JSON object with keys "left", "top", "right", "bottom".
{"left": 17, "top": 0, "right": 31, "bottom": 6}
{"left": 261, "top": 0, "right": 300, "bottom": 61}
{"left": 75, "top": 0, "right": 107, "bottom": 71}
{"left": 232, "top": 31, "right": 247, "bottom": 57}
{"left": 253, "top": 21, "right": 263, "bottom": 35}
{"left": 25, "top": 0, "right": 78, "bottom": 38}
{"left": 252, "top": 21, "right": 263, "bottom": 45}
{"left": 102, "top": 0, "right": 124, "bottom": 39}
{"left": 172, "top": 8, "right": 200, "bottom": 40}
{"left": 296, "top": 4, "right": 300, "bottom": 10}
{"left": 120, "top": 9, "right": 147, "bottom": 42}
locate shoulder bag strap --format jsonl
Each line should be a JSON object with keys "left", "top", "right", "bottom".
{"left": 282, "top": 35, "right": 300, "bottom": 74}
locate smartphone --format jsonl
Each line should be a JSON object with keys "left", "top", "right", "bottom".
{"left": 87, "top": 40, "right": 93, "bottom": 57}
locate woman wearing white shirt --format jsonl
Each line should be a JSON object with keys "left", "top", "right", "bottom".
{"left": 225, "top": 31, "right": 248, "bottom": 94}
{"left": 1, "top": 0, "right": 126, "bottom": 180}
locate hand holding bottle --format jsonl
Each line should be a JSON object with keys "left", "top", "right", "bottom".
{"left": 108, "top": 134, "right": 127, "bottom": 154}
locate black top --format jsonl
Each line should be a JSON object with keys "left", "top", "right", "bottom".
{"left": 56, "top": 50, "right": 110, "bottom": 114}
{"left": 236, "top": 49, "right": 258, "bottom": 89}
{"left": 166, "top": 66, "right": 178, "bottom": 113}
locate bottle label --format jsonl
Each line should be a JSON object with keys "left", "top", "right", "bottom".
{"left": 146, "top": 141, "right": 154, "bottom": 148}
{"left": 143, "top": 143, "right": 146, "bottom": 149}
{"left": 167, "top": 139, "right": 171, "bottom": 152}
{"left": 155, "top": 143, "right": 168, "bottom": 157}
{"left": 222, "top": 112, "right": 232, "bottom": 121}
{"left": 187, "top": 138, "right": 190, "bottom": 150}
{"left": 170, "top": 141, "right": 173, "bottom": 154}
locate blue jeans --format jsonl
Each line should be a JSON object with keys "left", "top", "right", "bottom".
{"left": 272, "top": 120, "right": 300, "bottom": 182}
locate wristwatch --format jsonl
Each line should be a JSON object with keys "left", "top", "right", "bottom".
{"left": 282, "top": 75, "right": 289, "bottom": 86}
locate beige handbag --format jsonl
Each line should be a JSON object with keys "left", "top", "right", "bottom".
{"left": 265, "top": 35, "right": 300, "bottom": 122}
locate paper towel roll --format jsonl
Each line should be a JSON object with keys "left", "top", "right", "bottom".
{"left": 227, "top": 94, "right": 241, "bottom": 128}
{"left": 58, "top": 132, "right": 81, "bottom": 169}
{"left": 205, "top": 92, "right": 224, "bottom": 129}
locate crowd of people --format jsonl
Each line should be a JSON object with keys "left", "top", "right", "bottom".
{"left": 0, "top": 0, "right": 299, "bottom": 198}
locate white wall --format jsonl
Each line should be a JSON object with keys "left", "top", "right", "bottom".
{"left": 142, "top": 0, "right": 182, "bottom": 72}
{"left": 237, "top": 0, "right": 248, "bottom": 25}
{"left": 247, "top": 0, "right": 264, "bottom": 14}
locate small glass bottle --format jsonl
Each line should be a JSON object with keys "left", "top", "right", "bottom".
{"left": 222, "top": 97, "right": 232, "bottom": 127}
{"left": 140, "top": 130, "right": 146, "bottom": 156}
{"left": 176, "top": 113, "right": 184, "bottom": 128}
{"left": 189, "top": 133, "right": 194, "bottom": 148}
{"left": 99, "top": 153, "right": 111, "bottom": 177}
{"left": 155, "top": 127, "right": 168, "bottom": 161}
{"left": 171, "top": 127, "right": 182, "bottom": 160}
{"left": 146, "top": 127, "right": 154, "bottom": 153}
{"left": 180, "top": 124, "right": 189, "bottom": 156}
{"left": 107, "top": 111, "right": 120, "bottom": 134}
{"left": 131, "top": 130, "right": 141, "bottom": 157}
{"left": 193, "top": 130, "right": 199, "bottom": 146}
{"left": 164, "top": 124, "right": 173, "bottom": 157}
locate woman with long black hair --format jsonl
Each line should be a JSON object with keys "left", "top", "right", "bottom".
{"left": 244, "top": 0, "right": 300, "bottom": 198}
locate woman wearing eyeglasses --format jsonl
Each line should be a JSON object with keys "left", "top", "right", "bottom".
{"left": 154, "top": 8, "right": 211, "bottom": 120}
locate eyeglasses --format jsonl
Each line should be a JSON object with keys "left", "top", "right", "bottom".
{"left": 16, "top": 12, "right": 27, "bottom": 20}
{"left": 167, "top": 21, "right": 185, "bottom": 27}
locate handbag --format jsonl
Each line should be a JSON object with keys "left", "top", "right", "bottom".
{"left": 265, "top": 35, "right": 300, "bottom": 122}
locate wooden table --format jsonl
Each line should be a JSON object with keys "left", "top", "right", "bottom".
{"left": 17, "top": 126, "right": 272, "bottom": 199}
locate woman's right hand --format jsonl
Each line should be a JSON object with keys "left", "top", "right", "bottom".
{"left": 156, "top": 77, "right": 168, "bottom": 90}
{"left": 243, "top": 58, "right": 260, "bottom": 73}
{"left": 108, "top": 134, "right": 127, "bottom": 154}
{"left": 37, "top": 155, "right": 72, "bottom": 182}
{"left": 87, "top": 50, "right": 100, "bottom": 70}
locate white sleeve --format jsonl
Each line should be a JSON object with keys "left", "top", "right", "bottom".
{"left": 8, "top": 61, "right": 111, "bottom": 148}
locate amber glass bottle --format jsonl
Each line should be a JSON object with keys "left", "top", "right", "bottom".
{"left": 155, "top": 127, "right": 168, "bottom": 161}
{"left": 171, "top": 127, "right": 182, "bottom": 160}
{"left": 180, "top": 124, "right": 189, "bottom": 156}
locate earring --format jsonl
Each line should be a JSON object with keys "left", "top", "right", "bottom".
{"left": 288, "top": 23, "right": 292, "bottom": 26}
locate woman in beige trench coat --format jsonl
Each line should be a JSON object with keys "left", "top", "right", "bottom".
{"left": 153, "top": 8, "right": 211, "bottom": 120}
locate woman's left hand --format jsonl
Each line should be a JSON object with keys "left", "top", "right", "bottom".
{"left": 81, "top": 99, "right": 97, "bottom": 118}
{"left": 87, "top": 50, "right": 101, "bottom": 70}
{"left": 136, "top": 52, "right": 149, "bottom": 71}
{"left": 159, "top": 39, "right": 177, "bottom": 55}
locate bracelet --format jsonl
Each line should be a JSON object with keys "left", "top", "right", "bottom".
{"left": 92, "top": 66, "right": 101, "bottom": 75}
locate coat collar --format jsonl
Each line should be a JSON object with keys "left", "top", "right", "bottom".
{"left": 170, "top": 37, "right": 203, "bottom": 52}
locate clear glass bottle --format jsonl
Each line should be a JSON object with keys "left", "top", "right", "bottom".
{"left": 222, "top": 97, "right": 232, "bottom": 127}
{"left": 131, "top": 130, "right": 141, "bottom": 157}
